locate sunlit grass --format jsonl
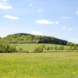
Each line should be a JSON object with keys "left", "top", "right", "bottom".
{"left": 0, "top": 52, "right": 78, "bottom": 78}
{"left": 15, "top": 44, "right": 68, "bottom": 52}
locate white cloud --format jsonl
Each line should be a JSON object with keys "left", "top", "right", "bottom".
{"left": 0, "top": 0, "right": 12, "bottom": 9}
{"left": 3, "top": 0, "right": 7, "bottom": 3}
{"left": 29, "top": 3, "right": 33, "bottom": 7}
{"left": 38, "top": 9, "right": 42, "bottom": 13}
{"left": 4, "top": 15, "right": 19, "bottom": 20}
{"left": 55, "top": 21, "right": 59, "bottom": 24}
{"left": 62, "top": 16, "right": 69, "bottom": 19}
{"left": 36, "top": 20, "right": 59, "bottom": 25}
{"left": 71, "top": 39, "right": 78, "bottom": 43}
{"left": 31, "top": 31, "right": 43, "bottom": 35}
{"left": 69, "top": 28, "right": 72, "bottom": 31}
{"left": 62, "top": 26, "right": 66, "bottom": 30}
{"left": 0, "top": 3, "right": 12, "bottom": 9}
{"left": 62, "top": 27, "right": 73, "bottom": 31}
{"left": 76, "top": 11, "right": 78, "bottom": 14}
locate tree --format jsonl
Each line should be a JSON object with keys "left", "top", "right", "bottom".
{"left": 73, "top": 44, "right": 77, "bottom": 50}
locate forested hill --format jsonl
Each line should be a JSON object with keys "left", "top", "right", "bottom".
{"left": 0, "top": 33, "right": 69, "bottom": 45}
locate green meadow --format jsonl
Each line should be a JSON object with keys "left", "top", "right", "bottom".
{"left": 0, "top": 52, "right": 78, "bottom": 78}
{"left": 15, "top": 44, "right": 68, "bottom": 52}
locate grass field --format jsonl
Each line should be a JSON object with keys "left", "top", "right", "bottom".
{"left": 15, "top": 44, "right": 68, "bottom": 52}
{"left": 0, "top": 52, "right": 78, "bottom": 78}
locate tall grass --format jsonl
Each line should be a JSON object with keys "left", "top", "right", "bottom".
{"left": 0, "top": 52, "right": 78, "bottom": 78}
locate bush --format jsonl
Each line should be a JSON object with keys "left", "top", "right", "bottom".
{"left": 0, "top": 43, "right": 17, "bottom": 53}
{"left": 46, "top": 47, "right": 50, "bottom": 50}
{"left": 34, "top": 46, "right": 43, "bottom": 53}
{"left": 58, "top": 46, "right": 64, "bottom": 50}
{"left": 51, "top": 47, "right": 53, "bottom": 50}
{"left": 55, "top": 46, "right": 57, "bottom": 50}
{"left": 17, "top": 48, "right": 29, "bottom": 53}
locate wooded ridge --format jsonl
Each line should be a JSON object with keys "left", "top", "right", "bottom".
{"left": 0, "top": 33, "right": 75, "bottom": 45}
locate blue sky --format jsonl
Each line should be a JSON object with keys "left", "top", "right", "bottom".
{"left": 0, "top": 0, "right": 78, "bottom": 43}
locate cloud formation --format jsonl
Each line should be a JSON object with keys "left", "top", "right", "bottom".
{"left": 76, "top": 11, "right": 78, "bottom": 14}
{"left": 29, "top": 3, "right": 33, "bottom": 7}
{"left": 62, "top": 16, "right": 69, "bottom": 19}
{"left": 4, "top": 15, "right": 19, "bottom": 20}
{"left": 71, "top": 39, "right": 78, "bottom": 43}
{"left": 38, "top": 9, "right": 42, "bottom": 13}
{"left": 36, "top": 20, "right": 59, "bottom": 25}
{"left": 62, "top": 27, "right": 72, "bottom": 31}
{"left": 69, "top": 28, "right": 72, "bottom": 31}
{"left": 62, "top": 26, "right": 66, "bottom": 30}
{"left": 0, "top": 3, "right": 12, "bottom": 9}
{"left": 31, "top": 31, "right": 43, "bottom": 35}
{"left": 0, "top": 0, "right": 12, "bottom": 9}
{"left": 3, "top": 0, "right": 7, "bottom": 3}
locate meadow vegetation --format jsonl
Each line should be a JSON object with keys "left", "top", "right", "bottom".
{"left": 0, "top": 33, "right": 78, "bottom": 78}
{"left": 0, "top": 33, "right": 77, "bottom": 53}
{"left": 15, "top": 44, "right": 78, "bottom": 53}
{"left": 0, "top": 42, "right": 77, "bottom": 53}
{"left": 0, "top": 52, "right": 78, "bottom": 78}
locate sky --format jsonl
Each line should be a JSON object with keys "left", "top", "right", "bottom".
{"left": 0, "top": 0, "right": 78, "bottom": 43}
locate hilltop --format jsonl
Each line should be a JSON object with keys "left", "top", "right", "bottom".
{"left": 0, "top": 33, "right": 70, "bottom": 45}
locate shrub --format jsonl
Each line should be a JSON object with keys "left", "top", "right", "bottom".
{"left": 34, "top": 46, "right": 43, "bottom": 53}
{"left": 55, "top": 46, "right": 57, "bottom": 50}
{"left": 46, "top": 47, "right": 50, "bottom": 50}
{"left": 58, "top": 46, "right": 64, "bottom": 50}
{"left": 17, "top": 48, "right": 29, "bottom": 53}
{"left": 0, "top": 43, "right": 17, "bottom": 53}
{"left": 51, "top": 47, "right": 53, "bottom": 50}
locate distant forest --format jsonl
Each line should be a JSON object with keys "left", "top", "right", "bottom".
{"left": 0, "top": 33, "right": 75, "bottom": 45}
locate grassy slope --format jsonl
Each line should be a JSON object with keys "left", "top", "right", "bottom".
{"left": 15, "top": 44, "right": 69, "bottom": 52}
{"left": 0, "top": 52, "right": 78, "bottom": 78}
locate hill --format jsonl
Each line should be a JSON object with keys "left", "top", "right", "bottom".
{"left": 0, "top": 33, "right": 70, "bottom": 45}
